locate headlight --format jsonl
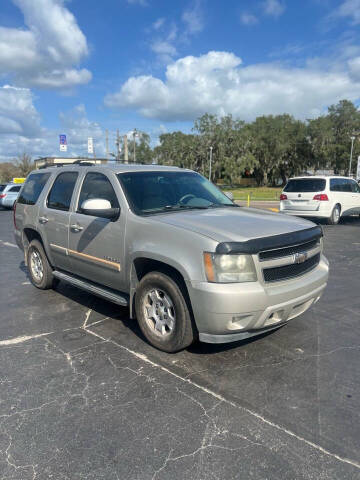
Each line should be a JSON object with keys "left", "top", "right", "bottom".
{"left": 204, "top": 252, "right": 257, "bottom": 283}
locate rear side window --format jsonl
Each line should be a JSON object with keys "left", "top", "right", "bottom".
{"left": 78, "top": 172, "right": 119, "bottom": 210}
{"left": 8, "top": 186, "right": 21, "bottom": 192}
{"left": 47, "top": 172, "right": 78, "bottom": 211}
{"left": 0, "top": 185, "right": 6, "bottom": 192}
{"left": 17, "top": 173, "right": 51, "bottom": 205}
{"left": 284, "top": 179, "right": 326, "bottom": 192}
{"left": 330, "top": 178, "right": 353, "bottom": 192}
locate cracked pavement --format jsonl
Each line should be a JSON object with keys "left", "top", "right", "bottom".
{"left": 0, "top": 208, "right": 360, "bottom": 479}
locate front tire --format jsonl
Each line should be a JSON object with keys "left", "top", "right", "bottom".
{"left": 327, "top": 205, "right": 341, "bottom": 225}
{"left": 27, "top": 239, "right": 54, "bottom": 289}
{"left": 135, "top": 271, "right": 195, "bottom": 352}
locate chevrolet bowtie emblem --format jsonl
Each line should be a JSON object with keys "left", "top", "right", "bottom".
{"left": 293, "top": 252, "right": 308, "bottom": 264}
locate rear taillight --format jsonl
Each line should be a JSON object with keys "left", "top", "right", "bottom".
{"left": 313, "top": 194, "right": 329, "bottom": 201}
{"left": 280, "top": 193, "right": 287, "bottom": 201}
{"left": 13, "top": 201, "right": 17, "bottom": 230}
{"left": 0, "top": 194, "right": 6, "bottom": 198}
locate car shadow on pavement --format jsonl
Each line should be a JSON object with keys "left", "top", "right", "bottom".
{"left": 310, "top": 216, "right": 360, "bottom": 227}
{"left": 53, "top": 278, "right": 280, "bottom": 355}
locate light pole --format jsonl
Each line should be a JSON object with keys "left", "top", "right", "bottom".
{"left": 133, "top": 128, "right": 138, "bottom": 164}
{"left": 349, "top": 135, "right": 356, "bottom": 177}
{"left": 209, "top": 146, "right": 213, "bottom": 181}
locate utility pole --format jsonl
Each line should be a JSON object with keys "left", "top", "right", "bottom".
{"left": 105, "top": 130, "right": 109, "bottom": 159}
{"left": 349, "top": 135, "right": 356, "bottom": 177}
{"left": 124, "top": 135, "right": 128, "bottom": 164}
{"left": 115, "top": 129, "right": 120, "bottom": 162}
{"left": 209, "top": 146, "right": 213, "bottom": 181}
{"left": 133, "top": 128, "right": 137, "bottom": 164}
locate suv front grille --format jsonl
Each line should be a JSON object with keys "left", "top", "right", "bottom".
{"left": 263, "top": 253, "right": 321, "bottom": 283}
{"left": 259, "top": 239, "right": 319, "bottom": 261}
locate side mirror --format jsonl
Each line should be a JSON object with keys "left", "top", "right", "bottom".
{"left": 80, "top": 198, "right": 120, "bottom": 220}
{"left": 225, "top": 191, "right": 234, "bottom": 201}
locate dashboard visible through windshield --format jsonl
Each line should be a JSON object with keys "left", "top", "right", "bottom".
{"left": 117, "top": 171, "right": 236, "bottom": 215}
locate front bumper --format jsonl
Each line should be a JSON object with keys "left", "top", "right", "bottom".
{"left": 187, "top": 255, "right": 329, "bottom": 344}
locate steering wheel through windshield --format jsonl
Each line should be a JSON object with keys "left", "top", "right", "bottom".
{"left": 178, "top": 194, "right": 196, "bottom": 205}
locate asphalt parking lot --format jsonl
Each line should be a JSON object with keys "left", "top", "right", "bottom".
{"left": 1, "top": 208, "right": 360, "bottom": 480}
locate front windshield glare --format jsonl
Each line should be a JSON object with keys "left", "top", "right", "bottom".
{"left": 117, "top": 171, "right": 235, "bottom": 215}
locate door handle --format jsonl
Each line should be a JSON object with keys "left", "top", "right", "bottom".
{"left": 39, "top": 216, "right": 48, "bottom": 224}
{"left": 70, "top": 224, "right": 84, "bottom": 232}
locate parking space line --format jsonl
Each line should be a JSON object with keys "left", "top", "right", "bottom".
{"left": 85, "top": 325, "right": 360, "bottom": 470}
{"left": 0, "top": 332, "right": 52, "bottom": 346}
{"left": 0, "top": 240, "right": 17, "bottom": 248}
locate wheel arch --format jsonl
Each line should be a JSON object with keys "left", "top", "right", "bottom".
{"left": 129, "top": 256, "right": 193, "bottom": 321}
{"left": 22, "top": 228, "right": 53, "bottom": 267}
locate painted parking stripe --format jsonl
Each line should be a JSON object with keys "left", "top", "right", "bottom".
{"left": 0, "top": 240, "right": 17, "bottom": 248}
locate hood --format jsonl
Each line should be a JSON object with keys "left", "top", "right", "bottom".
{"left": 152, "top": 207, "right": 315, "bottom": 243}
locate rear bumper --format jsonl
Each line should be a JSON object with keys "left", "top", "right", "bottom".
{"left": 280, "top": 201, "right": 332, "bottom": 218}
{"left": 280, "top": 209, "right": 330, "bottom": 218}
{"left": 187, "top": 255, "right": 329, "bottom": 343}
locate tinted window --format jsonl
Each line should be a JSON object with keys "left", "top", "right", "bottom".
{"left": 118, "top": 171, "right": 234, "bottom": 215}
{"left": 284, "top": 179, "right": 326, "bottom": 192}
{"left": 78, "top": 172, "right": 119, "bottom": 211}
{"left": 9, "top": 186, "right": 21, "bottom": 192}
{"left": 350, "top": 180, "right": 360, "bottom": 193}
{"left": 47, "top": 172, "right": 78, "bottom": 211}
{"left": 0, "top": 185, "right": 6, "bottom": 192}
{"left": 330, "top": 178, "right": 353, "bottom": 192}
{"left": 17, "top": 173, "right": 51, "bottom": 205}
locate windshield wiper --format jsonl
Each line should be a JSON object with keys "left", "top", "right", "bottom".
{"left": 207, "top": 203, "right": 239, "bottom": 208}
{"left": 163, "top": 204, "right": 209, "bottom": 210}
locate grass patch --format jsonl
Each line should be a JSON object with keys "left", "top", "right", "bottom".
{"left": 221, "top": 186, "right": 282, "bottom": 201}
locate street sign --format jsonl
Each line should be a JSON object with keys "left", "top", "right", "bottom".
{"left": 357, "top": 156, "right": 360, "bottom": 181}
{"left": 88, "top": 137, "right": 94, "bottom": 154}
{"left": 59, "top": 134, "right": 67, "bottom": 152}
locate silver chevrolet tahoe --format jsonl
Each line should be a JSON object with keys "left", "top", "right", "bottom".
{"left": 14, "top": 164, "right": 329, "bottom": 352}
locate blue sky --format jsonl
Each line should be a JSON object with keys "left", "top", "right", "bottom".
{"left": 0, "top": 0, "right": 359, "bottom": 160}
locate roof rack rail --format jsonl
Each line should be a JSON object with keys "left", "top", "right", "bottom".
{"left": 72, "top": 160, "right": 94, "bottom": 166}
{"left": 38, "top": 160, "right": 95, "bottom": 169}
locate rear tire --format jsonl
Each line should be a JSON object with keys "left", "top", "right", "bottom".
{"left": 27, "top": 239, "right": 54, "bottom": 289}
{"left": 327, "top": 205, "right": 341, "bottom": 225}
{"left": 135, "top": 271, "right": 195, "bottom": 352}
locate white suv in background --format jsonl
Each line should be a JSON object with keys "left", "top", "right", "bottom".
{"left": 280, "top": 176, "right": 360, "bottom": 225}
{"left": 0, "top": 183, "right": 22, "bottom": 209}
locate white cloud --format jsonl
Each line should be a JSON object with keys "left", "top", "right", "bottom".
{"left": 59, "top": 105, "right": 103, "bottom": 150}
{"left": 152, "top": 18, "right": 165, "bottom": 30}
{"left": 0, "top": 86, "right": 42, "bottom": 137}
{"left": 240, "top": 13, "right": 259, "bottom": 26}
{"left": 0, "top": 0, "right": 91, "bottom": 90}
{"left": 148, "top": 2, "right": 204, "bottom": 63}
{"left": 262, "top": 0, "right": 285, "bottom": 17}
{"left": 150, "top": 23, "right": 178, "bottom": 63}
{"left": 331, "top": 0, "right": 360, "bottom": 25}
{"left": 104, "top": 50, "right": 360, "bottom": 122}
{"left": 182, "top": 0, "right": 204, "bottom": 34}
{"left": 0, "top": 89, "right": 105, "bottom": 162}
{"left": 348, "top": 56, "right": 360, "bottom": 79}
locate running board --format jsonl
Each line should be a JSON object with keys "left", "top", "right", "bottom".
{"left": 53, "top": 270, "right": 129, "bottom": 307}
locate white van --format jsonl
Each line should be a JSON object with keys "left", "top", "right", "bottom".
{"left": 280, "top": 176, "right": 360, "bottom": 225}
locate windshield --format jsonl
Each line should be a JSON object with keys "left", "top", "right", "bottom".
{"left": 117, "top": 171, "right": 235, "bottom": 215}
{"left": 284, "top": 178, "right": 326, "bottom": 193}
